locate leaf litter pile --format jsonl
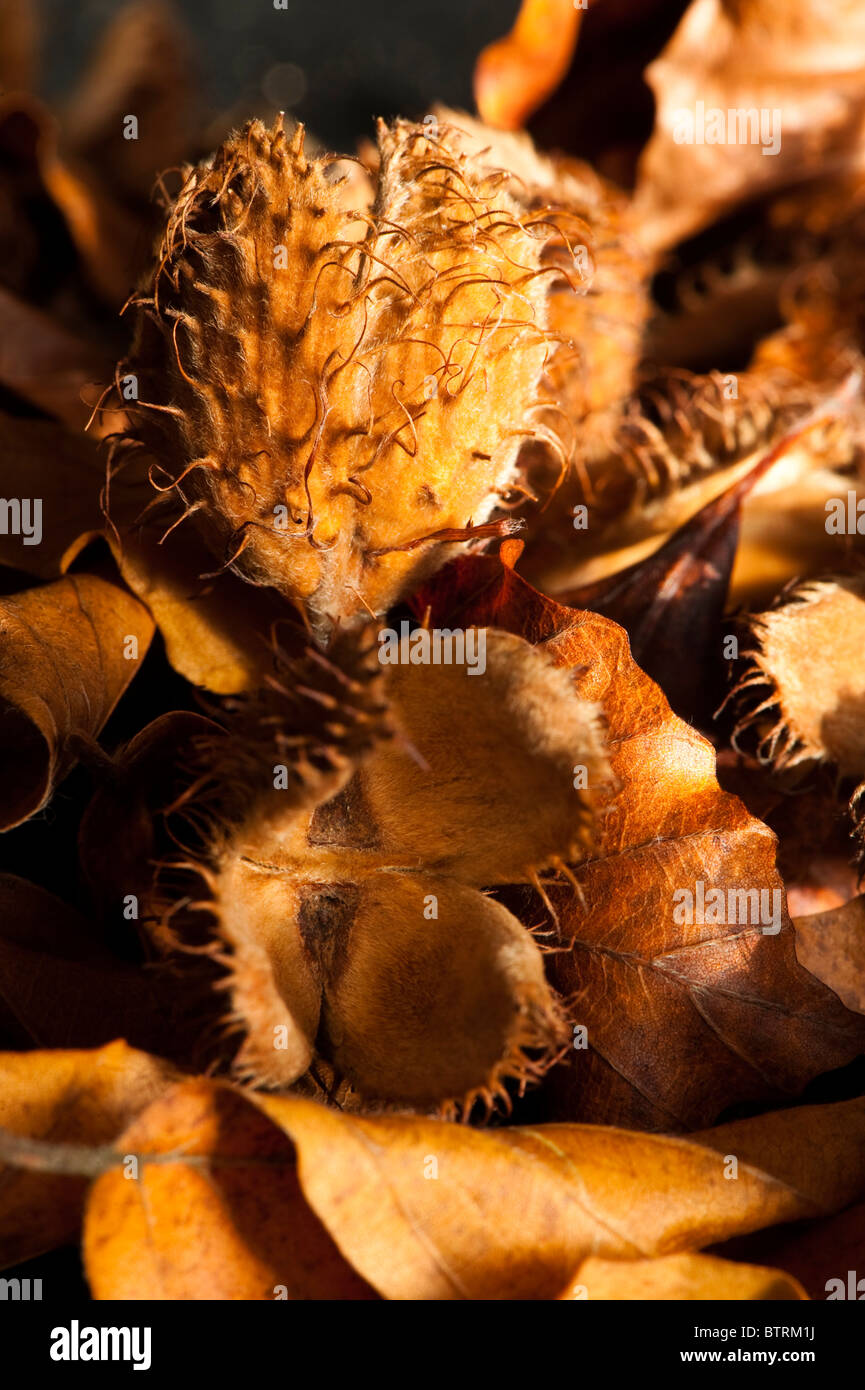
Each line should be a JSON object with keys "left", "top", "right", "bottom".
{"left": 2, "top": 0, "right": 865, "bottom": 1302}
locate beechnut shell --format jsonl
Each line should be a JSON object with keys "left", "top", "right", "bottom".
{"left": 191, "top": 629, "right": 608, "bottom": 1112}
{"left": 123, "top": 115, "right": 589, "bottom": 632}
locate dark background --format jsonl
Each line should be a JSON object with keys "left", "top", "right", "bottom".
{"left": 41, "top": 0, "right": 520, "bottom": 148}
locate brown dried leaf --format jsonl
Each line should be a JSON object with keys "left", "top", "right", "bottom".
{"left": 0, "top": 874, "right": 208, "bottom": 1062}
{"left": 106, "top": 522, "right": 288, "bottom": 694}
{"left": 83, "top": 1081, "right": 377, "bottom": 1300}
{"left": 70, "top": 1074, "right": 865, "bottom": 1300}
{"left": 417, "top": 551, "right": 865, "bottom": 1128}
{"left": 251, "top": 1086, "right": 865, "bottom": 1298}
{"left": 794, "top": 895, "right": 865, "bottom": 1016}
{"left": 634, "top": 0, "right": 865, "bottom": 252}
{"left": 559, "top": 1253, "right": 807, "bottom": 1300}
{"left": 0, "top": 1040, "right": 177, "bottom": 1267}
{"left": 560, "top": 439, "right": 782, "bottom": 721}
{"left": 0, "top": 572, "right": 155, "bottom": 829}
{"left": 474, "top": 0, "right": 584, "bottom": 132}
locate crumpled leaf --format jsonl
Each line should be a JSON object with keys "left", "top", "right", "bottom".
{"left": 417, "top": 549, "right": 865, "bottom": 1129}
{"left": 794, "top": 896, "right": 865, "bottom": 1016}
{"left": 61, "top": 0, "right": 200, "bottom": 206}
{"left": 84, "top": 1080, "right": 377, "bottom": 1300}
{"left": 74, "top": 1075, "right": 865, "bottom": 1300}
{"left": 558, "top": 1252, "right": 807, "bottom": 1300}
{"left": 474, "top": 0, "right": 584, "bottom": 132}
{"left": 0, "top": 1040, "right": 177, "bottom": 1267}
{"left": 0, "top": 874, "right": 211, "bottom": 1063}
{"left": 106, "top": 522, "right": 287, "bottom": 694}
{"left": 0, "top": 411, "right": 146, "bottom": 579}
{"left": 712, "top": 1198, "right": 865, "bottom": 1301}
{"left": 560, "top": 430, "right": 790, "bottom": 721}
{"left": 634, "top": 0, "right": 865, "bottom": 253}
{"left": 0, "top": 572, "right": 155, "bottom": 829}
{"left": 0, "top": 284, "right": 114, "bottom": 432}
{"left": 78, "top": 711, "right": 221, "bottom": 917}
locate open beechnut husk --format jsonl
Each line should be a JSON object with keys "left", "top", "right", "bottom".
{"left": 6, "top": 0, "right": 865, "bottom": 1305}
{"left": 117, "top": 112, "right": 629, "bottom": 634}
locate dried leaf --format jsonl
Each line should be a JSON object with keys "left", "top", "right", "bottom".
{"left": 251, "top": 1087, "right": 865, "bottom": 1298}
{"left": 0, "top": 1040, "right": 177, "bottom": 1267}
{"left": 417, "top": 551, "right": 865, "bottom": 1128}
{"left": 634, "top": 0, "right": 865, "bottom": 252}
{"left": 0, "top": 572, "right": 155, "bottom": 829}
{"left": 71, "top": 1073, "right": 865, "bottom": 1300}
{"left": 107, "top": 523, "right": 287, "bottom": 694}
{"left": 561, "top": 438, "right": 782, "bottom": 720}
{"left": 794, "top": 896, "right": 865, "bottom": 1016}
{"left": 84, "top": 1081, "right": 377, "bottom": 1300}
{"left": 559, "top": 1253, "right": 807, "bottom": 1300}
{"left": 0, "top": 874, "right": 209, "bottom": 1062}
{"left": 474, "top": 0, "right": 584, "bottom": 132}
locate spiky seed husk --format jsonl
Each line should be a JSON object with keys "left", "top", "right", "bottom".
{"left": 122, "top": 114, "right": 584, "bottom": 633}
{"left": 159, "top": 629, "right": 608, "bottom": 1112}
{"left": 730, "top": 574, "right": 865, "bottom": 775}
